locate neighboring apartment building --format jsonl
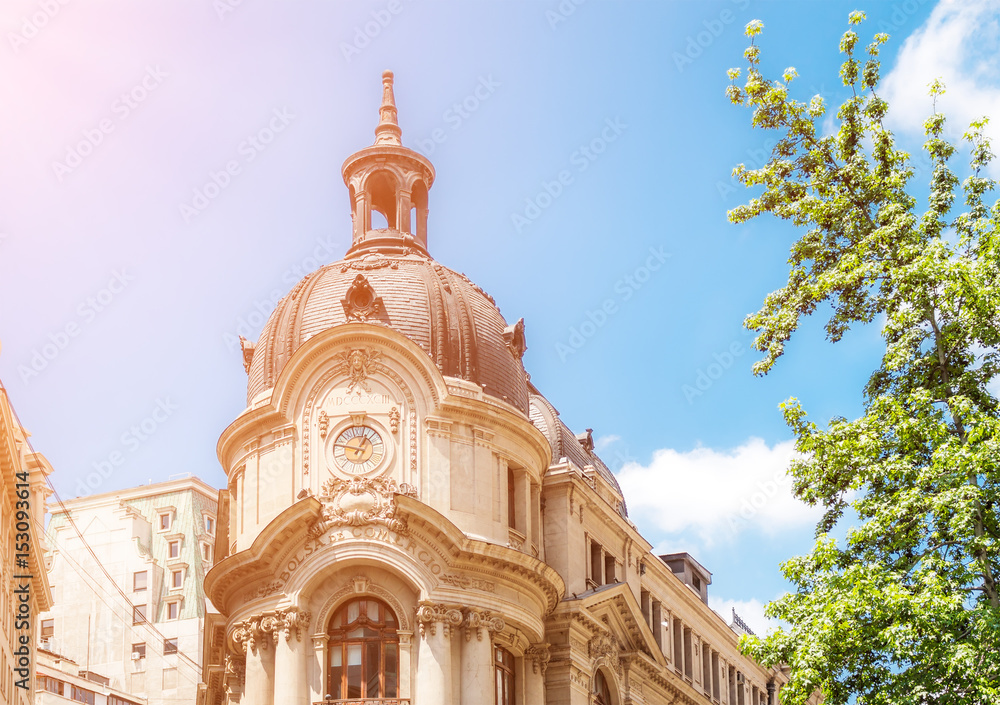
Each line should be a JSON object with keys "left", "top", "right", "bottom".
{"left": 36, "top": 647, "right": 144, "bottom": 705}
{"left": 0, "top": 375, "right": 54, "bottom": 705}
{"left": 40, "top": 476, "right": 218, "bottom": 705}
{"left": 198, "top": 73, "right": 804, "bottom": 705}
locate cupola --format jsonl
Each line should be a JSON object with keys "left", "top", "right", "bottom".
{"left": 341, "top": 70, "right": 436, "bottom": 256}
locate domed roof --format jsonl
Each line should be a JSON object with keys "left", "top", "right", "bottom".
{"left": 246, "top": 248, "right": 529, "bottom": 412}
{"left": 242, "top": 71, "right": 529, "bottom": 414}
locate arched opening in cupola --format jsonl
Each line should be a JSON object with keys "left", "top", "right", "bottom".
{"left": 367, "top": 171, "right": 398, "bottom": 231}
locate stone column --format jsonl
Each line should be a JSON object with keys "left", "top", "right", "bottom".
{"left": 460, "top": 609, "right": 505, "bottom": 705}
{"left": 415, "top": 602, "right": 462, "bottom": 705}
{"left": 397, "top": 631, "right": 413, "bottom": 700}
{"left": 236, "top": 617, "right": 274, "bottom": 705}
{"left": 272, "top": 609, "right": 311, "bottom": 705}
{"left": 525, "top": 643, "right": 551, "bottom": 705}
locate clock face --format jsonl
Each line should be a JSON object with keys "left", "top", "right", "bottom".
{"left": 332, "top": 425, "right": 385, "bottom": 475}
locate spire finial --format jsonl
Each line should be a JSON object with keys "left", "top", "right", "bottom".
{"left": 374, "top": 70, "right": 402, "bottom": 146}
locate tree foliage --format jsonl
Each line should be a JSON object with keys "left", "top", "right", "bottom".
{"left": 727, "top": 12, "right": 1000, "bottom": 705}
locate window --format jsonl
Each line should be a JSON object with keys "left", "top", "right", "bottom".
{"left": 41, "top": 618, "right": 54, "bottom": 637}
{"left": 201, "top": 542, "right": 213, "bottom": 562}
{"left": 495, "top": 646, "right": 514, "bottom": 705}
{"left": 133, "top": 604, "right": 147, "bottom": 625}
{"left": 171, "top": 569, "right": 183, "bottom": 589}
{"left": 71, "top": 685, "right": 96, "bottom": 704}
{"left": 168, "top": 540, "right": 180, "bottom": 559}
{"left": 39, "top": 675, "right": 63, "bottom": 694}
{"left": 133, "top": 571, "right": 147, "bottom": 592}
{"left": 507, "top": 466, "right": 516, "bottom": 528}
{"left": 110, "top": 697, "right": 141, "bottom": 705}
{"left": 205, "top": 515, "right": 215, "bottom": 535}
{"left": 594, "top": 670, "right": 613, "bottom": 705}
{"left": 164, "top": 637, "right": 178, "bottom": 655}
{"left": 604, "top": 554, "right": 616, "bottom": 584}
{"left": 132, "top": 643, "right": 146, "bottom": 660}
{"left": 326, "top": 598, "right": 399, "bottom": 700}
{"left": 158, "top": 512, "right": 172, "bottom": 531}
{"left": 167, "top": 601, "right": 180, "bottom": 620}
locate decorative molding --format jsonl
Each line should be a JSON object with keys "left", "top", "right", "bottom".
{"left": 333, "top": 346, "right": 383, "bottom": 393}
{"left": 314, "top": 577, "right": 411, "bottom": 633}
{"left": 589, "top": 633, "right": 622, "bottom": 678}
{"left": 439, "top": 573, "right": 496, "bottom": 593}
{"left": 341, "top": 275, "right": 387, "bottom": 323}
{"left": 318, "top": 410, "right": 329, "bottom": 439}
{"left": 389, "top": 406, "right": 400, "bottom": 434}
{"left": 309, "top": 476, "right": 418, "bottom": 537}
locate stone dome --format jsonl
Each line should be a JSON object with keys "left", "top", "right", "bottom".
{"left": 246, "top": 247, "right": 529, "bottom": 413}
{"left": 242, "top": 71, "right": 529, "bottom": 414}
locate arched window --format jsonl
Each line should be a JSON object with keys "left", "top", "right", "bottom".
{"left": 594, "top": 670, "right": 613, "bottom": 705}
{"left": 495, "top": 646, "right": 514, "bottom": 705}
{"left": 326, "top": 597, "right": 399, "bottom": 701}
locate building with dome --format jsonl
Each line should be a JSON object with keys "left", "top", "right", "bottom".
{"left": 199, "top": 72, "right": 793, "bottom": 705}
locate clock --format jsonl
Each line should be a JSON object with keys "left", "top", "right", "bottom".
{"left": 332, "top": 425, "right": 385, "bottom": 475}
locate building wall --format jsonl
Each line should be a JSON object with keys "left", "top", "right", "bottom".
{"left": 0, "top": 382, "right": 54, "bottom": 705}
{"left": 41, "top": 477, "right": 217, "bottom": 705}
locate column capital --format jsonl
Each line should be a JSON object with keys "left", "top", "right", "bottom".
{"left": 525, "top": 643, "right": 551, "bottom": 675}
{"left": 462, "top": 607, "right": 506, "bottom": 642}
{"left": 416, "top": 600, "right": 463, "bottom": 639}
{"left": 276, "top": 607, "right": 312, "bottom": 643}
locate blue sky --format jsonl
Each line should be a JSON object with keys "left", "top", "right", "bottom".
{"left": 3, "top": 0, "right": 996, "bottom": 632}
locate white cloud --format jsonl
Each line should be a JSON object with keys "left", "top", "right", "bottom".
{"left": 594, "top": 434, "right": 620, "bottom": 452}
{"left": 708, "top": 596, "right": 776, "bottom": 637}
{"left": 615, "top": 438, "right": 820, "bottom": 547}
{"left": 882, "top": 0, "right": 1000, "bottom": 162}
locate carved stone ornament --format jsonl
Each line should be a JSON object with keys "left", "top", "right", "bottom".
{"left": 415, "top": 601, "right": 465, "bottom": 639}
{"left": 239, "top": 335, "right": 255, "bottom": 374}
{"left": 525, "top": 643, "right": 552, "bottom": 675}
{"left": 389, "top": 406, "right": 400, "bottom": 434}
{"left": 333, "top": 346, "right": 383, "bottom": 393}
{"left": 318, "top": 410, "right": 330, "bottom": 439}
{"left": 341, "top": 274, "right": 386, "bottom": 322}
{"left": 589, "top": 633, "right": 620, "bottom": 664}
{"left": 309, "top": 476, "right": 418, "bottom": 537}
{"left": 279, "top": 608, "right": 312, "bottom": 642}
{"left": 463, "top": 608, "right": 506, "bottom": 642}
{"left": 503, "top": 317, "right": 527, "bottom": 359}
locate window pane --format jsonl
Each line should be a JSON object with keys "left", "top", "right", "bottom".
{"left": 347, "top": 644, "right": 362, "bottom": 698}
{"left": 329, "top": 648, "right": 343, "bottom": 700}
{"left": 347, "top": 601, "right": 360, "bottom": 623}
{"left": 367, "top": 600, "right": 380, "bottom": 621}
{"left": 366, "top": 642, "right": 380, "bottom": 698}
{"left": 385, "top": 644, "right": 398, "bottom": 697}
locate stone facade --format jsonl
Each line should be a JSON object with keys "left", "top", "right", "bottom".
{"left": 201, "top": 73, "right": 799, "bottom": 705}
{"left": 40, "top": 476, "right": 218, "bottom": 704}
{"left": 0, "top": 378, "right": 53, "bottom": 704}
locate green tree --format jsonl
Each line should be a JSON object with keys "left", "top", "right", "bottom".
{"left": 727, "top": 12, "right": 1000, "bottom": 705}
